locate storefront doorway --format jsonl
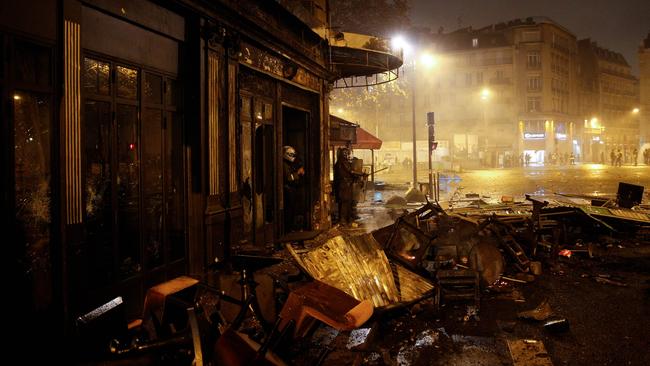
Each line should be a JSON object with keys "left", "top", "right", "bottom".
{"left": 523, "top": 149, "right": 545, "bottom": 166}
{"left": 282, "top": 105, "right": 310, "bottom": 233}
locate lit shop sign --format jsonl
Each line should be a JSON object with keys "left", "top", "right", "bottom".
{"left": 555, "top": 133, "right": 567, "bottom": 140}
{"left": 592, "top": 136, "right": 600, "bottom": 141}
{"left": 524, "top": 132, "right": 545, "bottom": 140}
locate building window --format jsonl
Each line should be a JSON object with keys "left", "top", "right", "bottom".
{"left": 522, "top": 31, "right": 541, "bottom": 42}
{"left": 552, "top": 33, "right": 569, "bottom": 52}
{"left": 524, "top": 120, "right": 545, "bottom": 133}
{"left": 465, "top": 73, "right": 472, "bottom": 86}
{"left": 83, "top": 56, "right": 185, "bottom": 281}
{"left": 496, "top": 70, "right": 504, "bottom": 80}
{"left": 527, "top": 52, "right": 541, "bottom": 68}
{"left": 527, "top": 97, "right": 542, "bottom": 112}
{"left": 10, "top": 40, "right": 54, "bottom": 309}
{"left": 476, "top": 71, "right": 483, "bottom": 84}
{"left": 472, "top": 38, "right": 479, "bottom": 48}
{"left": 528, "top": 76, "right": 542, "bottom": 91}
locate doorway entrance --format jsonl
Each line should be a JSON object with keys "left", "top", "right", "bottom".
{"left": 282, "top": 106, "right": 310, "bottom": 233}
{"left": 239, "top": 95, "right": 276, "bottom": 247}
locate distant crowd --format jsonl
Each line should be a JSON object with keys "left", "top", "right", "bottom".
{"left": 600, "top": 147, "right": 647, "bottom": 167}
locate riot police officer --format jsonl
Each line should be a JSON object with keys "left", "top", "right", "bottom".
{"left": 334, "top": 147, "right": 364, "bottom": 224}
{"left": 283, "top": 146, "right": 304, "bottom": 231}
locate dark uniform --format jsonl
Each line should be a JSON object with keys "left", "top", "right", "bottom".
{"left": 283, "top": 155, "right": 304, "bottom": 231}
{"left": 334, "top": 148, "right": 362, "bottom": 224}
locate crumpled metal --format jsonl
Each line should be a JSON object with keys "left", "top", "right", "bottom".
{"left": 288, "top": 233, "right": 434, "bottom": 308}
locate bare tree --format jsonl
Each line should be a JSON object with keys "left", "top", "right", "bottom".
{"left": 329, "top": 0, "right": 410, "bottom": 37}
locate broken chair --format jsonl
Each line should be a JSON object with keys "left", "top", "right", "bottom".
{"left": 277, "top": 280, "right": 373, "bottom": 338}
{"left": 435, "top": 269, "right": 480, "bottom": 311}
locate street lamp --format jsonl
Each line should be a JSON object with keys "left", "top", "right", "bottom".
{"left": 480, "top": 88, "right": 491, "bottom": 166}
{"left": 407, "top": 53, "right": 437, "bottom": 200}
{"left": 392, "top": 35, "right": 436, "bottom": 200}
{"left": 480, "top": 88, "right": 490, "bottom": 101}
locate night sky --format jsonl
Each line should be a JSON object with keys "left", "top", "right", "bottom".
{"left": 410, "top": 0, "right": 650, "bottom": 75}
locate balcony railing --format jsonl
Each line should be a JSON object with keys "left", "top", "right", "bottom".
{"left": 329, "top": 32, "right": 403, "bottom": 88}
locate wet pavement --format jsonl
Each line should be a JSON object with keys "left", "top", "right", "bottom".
{"left": 373, "top": 164, "right": 650, "bottom": 202}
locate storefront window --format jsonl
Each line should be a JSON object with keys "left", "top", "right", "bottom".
{"left": 8, "top": 37, "right": 54, "bottom": 311}
{"left": 116, "top": 65, "right": 138, "bottom": 99}
{"left": 83, "top": 57, "right": 184, "bottom": 281}
{"left": 14, "top": 90, "right": 52, "bottom": 303}
{"left": 84, "top": 58, "right": 110, "bottom": 95}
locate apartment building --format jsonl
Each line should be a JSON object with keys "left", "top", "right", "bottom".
{"left": 578, "top": 39, "right": 639, "bottom": 162}
{"left": 429, "top": 17, "right": 580, "bottom": 166}
{"left": 639, "top": 34, "right": 650, "bottom": 145}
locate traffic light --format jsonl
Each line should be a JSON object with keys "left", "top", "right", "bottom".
{"left": 427, "top": 112, "right": 436, "bottom": 151}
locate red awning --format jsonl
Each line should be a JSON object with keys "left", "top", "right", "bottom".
{"left": 353, "top": 127, "right": 382, "bottom": 150}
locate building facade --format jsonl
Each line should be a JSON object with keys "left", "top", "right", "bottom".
{"left": 1, "top": 0, "right": 401, "bottom": 358}
{"left": 358, "top": 18, "right": 641, "bottom": 169}
{"left": 578, "top": 39, "right": 639, "bottom": 163}
{"left": 427, "top": 17, "right": 580, "bottom": 167}
{"left": 639, "top": 34, "right": 650, "bottom": 145}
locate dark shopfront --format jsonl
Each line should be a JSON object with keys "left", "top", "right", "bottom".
{"left": 238, "top": 65, "right": 324, "bottom": 247}
{"left": 2, "top": 0, "right": 332, "bottom": 358}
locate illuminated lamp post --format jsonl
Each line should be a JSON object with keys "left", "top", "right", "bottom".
{"left": 480, "top": 88, "right": 491, "bottom": 166}
{"left": 391, "top": 36, "right": 436, "bottom": 200}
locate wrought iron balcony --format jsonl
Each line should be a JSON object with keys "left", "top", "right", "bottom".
{"left": 328, "top": 32, "right": 403, "bottom": 88}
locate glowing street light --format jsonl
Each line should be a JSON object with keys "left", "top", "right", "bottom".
{"left": 590, "top": 117, "right": 599, "bottom": 128}
{"left": 632, "top": 107, "right": 640, "bottom": 114}
{"left": 392, "top": 34, "right": 439, "bottom": 199}
{"left": 391, "top": 35, "right": 412, "bottom": 54}
{"left": 419, "top": 53, "right": 438, "bottom": 68}
{"left": 480, "top": 88, "right": 491, "bottom": 164}
{"left": 480, "top": 88, "right": 490, "bottom": 101}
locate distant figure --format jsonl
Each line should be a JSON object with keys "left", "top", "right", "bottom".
{"left": 402, "top": 156, "right": 412, "bottom": 171}
{"left": 600, "top": 151, "right": 605, "bottom": 165}
{"left": 610, "top": 149, "right": 616, "bottom": 166}
{"left": 632, "top": 148, "right": 638, "bottom": 166}
{"left": 570, "top": 153, "right": 575, "bottom": 165}
{"left": 616, "top": 149, "right": 623, "bottom": 167}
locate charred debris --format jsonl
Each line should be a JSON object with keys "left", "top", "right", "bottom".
{"left": 73, "top": 183, "right": 650, "bottom": 365}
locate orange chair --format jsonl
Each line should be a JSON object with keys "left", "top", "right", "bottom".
{"left": 278, "top": 280, "right": 373, "bottom": 338}
{"left": 128, "top": 276, "right": 199, "bottom": 336}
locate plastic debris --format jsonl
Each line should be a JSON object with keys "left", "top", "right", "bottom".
{"left": 544, "top": 318, "right": 570, "bottom": 333}
{"left": 517, "top": 299, "right": 553, "bottom": 321}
